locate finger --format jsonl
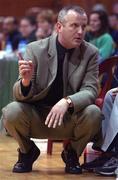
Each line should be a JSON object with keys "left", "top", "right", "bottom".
{"left": 17, "top": 52, "right": 24, "bottom": 61}
{"left": 48, "top": 113, "right": 56, "bottom": 128}
{"left": 53, "top": 114, "right": 60, "bottom": 128}
{"left": 45, "top": 112, "right": 53, "bottom": 125}
{"left": 58, "top": 114, "right": 63, "bottom": 126}
{"left": 19, "top": 61, "right": 31, "bottom": 66}
{"left": 20, "top": 69, "right": 31, "bottom": 75}
{"left": 29, "top": 60, "right": 33, "bottom": 64}
{"left": 20, "top": 64, "right": 32, "bottom": 70}
{"left": 19, "top": 60, "right": 28, "bottom": 65}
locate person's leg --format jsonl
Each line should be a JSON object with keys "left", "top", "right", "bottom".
{"left": 94, "top": 92, "right": 118, "bottom": 176}
{"left": 2, "top": 101, "right": 44, "bottom": 173}
{"left": 2, "top": 101, "right": 46, "bottom": 153}
{"left": 2, "top": 101, "right": 79, "bottom": 173}
{"left": 2, "top": 102, "right": 102, "bottom": 174}
{"left": 82, "top": 89, "right": 118, "bottom": 175}
{"left": 101, "top": 89, "right": 118, "bottom": 151}
{"left": 82, "top": 89, "right": 116, "bottom": 172}
{"left": 61, "top": 104, "right": 102, "bottom": 174}
{"left": 70, "top": 104, "right": 102, "bottom": 157}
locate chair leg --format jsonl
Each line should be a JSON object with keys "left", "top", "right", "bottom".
{"left": 47, "top": 139, "right": 53, "bottom": 155}
{"left": 63, "top": 140, "right": 70, "bottom": 148}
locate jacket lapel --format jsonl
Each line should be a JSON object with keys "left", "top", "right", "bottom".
{"left": 68, "top": 41, "right": 86, "bottom": 80}
{"left": 68, "top": 46, "right": 81, "bottom": 79}
{"left": 47, "top": 34, "right": 58, "bottom": 85}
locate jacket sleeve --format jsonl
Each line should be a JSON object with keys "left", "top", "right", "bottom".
{"left": 68, "top": 51, "right": 99, "bottom": 113}
{"left": 13, "top": 44, "right": 36, "bottom": 101}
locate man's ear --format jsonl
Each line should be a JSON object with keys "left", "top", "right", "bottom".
{"left": 55, "top": 22, "right": 62, "bottom": 33}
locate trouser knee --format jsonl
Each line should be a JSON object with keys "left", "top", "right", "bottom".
{"left": 84, "top": 104, "right": 102, "bottom": 133}
{"left": 2, "top": 101, "right": 24, "bottom": 130}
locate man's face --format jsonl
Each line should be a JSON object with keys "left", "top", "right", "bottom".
{"left": 109, "top": 15, "right": 118, "bottom": 29}
{"left": 3, "top": 18, "right": 15, "bottom": 34}
{"left": 89, "top": 13, "right": 101, "bottom": 33}
{"left": 56, "top": 10, "right": 87, "bottom": 49}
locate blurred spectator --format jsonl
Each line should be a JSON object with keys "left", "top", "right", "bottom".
{"left": 18, "top": 16, "right": 36, "bottom": 53}
{"left": 0, "top": 31, "right": 5, "bottom": 50}
{"left": 0, "top": 16, "right": 5, "bottom": 31}
{"left": 92, "top": 3, "right": 107, "bottom": 12}
{"left": 109, "top": 13, "right": 118, "bottom": 47}
{"left": 3, "top": 16, "right": 21, "bottom": 52}
{"left": 37, "top": 9, "right": 55, "bottom": 37}
{"left": 0, "top": 17, "right": 5, "bottom": 50}
{"left": 25, "top": 7, "right": 42, "bottom": 19}
{"left": 85, "top": 10, "right": 115, "bottom": 64}
{"left": 35, "top": 27, "right": 47, "bottom": 40}
{"left": 112, "top": 2, "right": 118, "bottom": 15}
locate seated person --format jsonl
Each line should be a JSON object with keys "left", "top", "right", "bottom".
{"left": 85, "top": 10, "right": 115, "bottom": 64}
{"left": 82, "top": 88, "right": 118, "bottom": 176}
{"left": 3, "top": 16, "right": 21, "bottom": 52}
{"left": 2, "top": 5, "right": 102, "bottom": 174}
{"left": 18, "top": 16, "right": 37, "bottom": 53}
{"left": 109, "top": 13, "right": 118, "bottom": 48}
{"left": 36, "top": 8, "right": 54, "bottom": 38}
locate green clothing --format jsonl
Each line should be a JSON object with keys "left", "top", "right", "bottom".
{"left": 90, "top": 33, "right": 115, "bottom": 60}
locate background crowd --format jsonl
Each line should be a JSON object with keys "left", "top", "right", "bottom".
{"left": 0, "top": 2, "right": 117, "bottom": 61}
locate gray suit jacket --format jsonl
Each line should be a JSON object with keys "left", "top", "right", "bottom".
{"left": 13, "top": 34, "right": 99, "bottom": 113}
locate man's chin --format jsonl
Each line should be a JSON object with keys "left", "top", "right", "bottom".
{"left": 73, "top": 42, "right": 82, "bottom": 47}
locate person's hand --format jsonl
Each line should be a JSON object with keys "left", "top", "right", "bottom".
{"left": 112, "top": 88, "right": 118, "bottom": 96}
{"left": 19, "top": 60, "right": 34, "bottom": 86}
{"left": 45, "top": 98, "right": 69, "bottom": 128}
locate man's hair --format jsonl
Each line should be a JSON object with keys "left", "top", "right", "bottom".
{"left": 20, "top": 16, "right": 36, "bottom": 26}
{"left": 57, "top": 5, "right": 86, "bottom": 23}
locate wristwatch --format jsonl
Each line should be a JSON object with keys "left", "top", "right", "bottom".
{"left": 64, "top": 97, "right": 73, "bottom": 107}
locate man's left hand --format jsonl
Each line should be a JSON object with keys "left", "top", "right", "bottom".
{"left": 45, "top": 98, "right": 69, "bottom": 128}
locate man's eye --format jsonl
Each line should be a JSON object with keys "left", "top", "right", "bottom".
{"left": 72, "top": 24, "right": 78, "bottom": 28}
{"left": 82, "top": 25, "right": 86, "bottom": 30}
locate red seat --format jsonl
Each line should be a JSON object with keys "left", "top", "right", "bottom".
{"left": 47, "top": 56, "right": 118, "bottom": 155}
{"left": 96, "top": 56, "right": 118, "bottom": 109}
{"left": 47, "top": 139, "right": 69, "bottom": 155}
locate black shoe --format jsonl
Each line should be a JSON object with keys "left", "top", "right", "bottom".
{"left": 61, "top": 145, "right": 82, "bottom": 174}
{"left": 13, "top": 142, "right": 40, "bottom": 173}
{"left": 94, "top": 156, "right": 118, "bottom": 176}
{"left": 81, "top": 152, "right": 114, "bottom": 172}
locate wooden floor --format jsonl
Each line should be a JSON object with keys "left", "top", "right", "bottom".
{"left": 0, "top": 135, "right": 115, "bottom": 180}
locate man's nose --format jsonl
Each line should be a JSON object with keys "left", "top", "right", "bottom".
{"left": 77, "top": 26, "right": 83, "bottom": 34}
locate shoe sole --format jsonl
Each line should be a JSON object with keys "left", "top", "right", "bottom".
{"left": 95, "top": 171, "right": 115, "bottom": 176}
{"left": 13, "top": 167, "right": 32, "bottom": 173}
{"left": 65, "top": 168, "right": 82, "bottom": 174}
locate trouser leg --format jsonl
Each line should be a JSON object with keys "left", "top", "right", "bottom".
{"left": 2, "top": 101, "right": 75, "bottom": 153}
{"left": 102, "top": 89, "right": 115, "bottom": 138}
{"left": 101, "top": 89, "right": 118, "bottom": 151}
{"left": 2, "top": 102, "right": 102, "bottom": 157}
{"left": 71, "top": 105, "right": 102, "bottom": 157}
{"left": 2, "top": 102, "right": 45, "bottom": 153}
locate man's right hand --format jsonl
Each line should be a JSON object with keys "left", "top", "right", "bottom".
{"left": 19, "top": 60, "right": 34, "bottom": 87}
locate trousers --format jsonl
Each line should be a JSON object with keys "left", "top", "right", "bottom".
{"left": 2, "top": 101, "right": 102, "bottom": 157}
